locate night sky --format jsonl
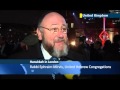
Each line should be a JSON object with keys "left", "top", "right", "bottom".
{"left": 0, "top": 10, "right": 66, "bottom": 27}
{"left": 0, "top": 10, "right": 44, "bottom": 26}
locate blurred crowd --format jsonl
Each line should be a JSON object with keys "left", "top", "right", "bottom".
{"left": 0, "top": 30, "right": 120, "bottom": 60}
{"left": 71, "top": 34, "right": 120, "bottom": 61}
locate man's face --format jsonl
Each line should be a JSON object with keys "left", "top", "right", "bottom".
{"left": 42, "top": 30, "right": 69, "bottom": 58}
{"left": 38, "top": 12, "right": 69, "bottom": 58}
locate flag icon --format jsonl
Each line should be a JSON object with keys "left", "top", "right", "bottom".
{"left": 79, "top": 13, "right": 83, "bottom": 18}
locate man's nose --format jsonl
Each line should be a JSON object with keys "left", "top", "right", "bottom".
{"left": 57, "top": 30, "right": 64, "bottom": 38}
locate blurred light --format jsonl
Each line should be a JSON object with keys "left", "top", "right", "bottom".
{"left": 112, "top": 22, "right": 116, "bottom": 24}
{"left": 70, "top": 41, "right": 76, "bottom": 46}
{"left": 71, "top": 23, "right": 74, "bottom": 28}
{"left": 9, "top": 29, "right": 12, "bottom": 32}
{"left": 24, "top": 33, "right": 27, "bottom": 35}
{"left": 89, "top": 38, "right": 93, "bottom": 42}
{"left": 72, "top": 12, "right": 75, "bottom": 16}
{"left": 109, "top": 31, "right": 114, "bottom": 43}
{"left": 86, "top": 38, "right": 88, "bottom": 41}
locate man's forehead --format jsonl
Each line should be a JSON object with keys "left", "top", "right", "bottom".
{"left": 45, "top": 12, "right": 62, "bottom": 17}
{"left": 43, "top": 12, "right": 64, "bottom": 21}
{"left": 41, "top": 12, "right": 66, "bottom": 26}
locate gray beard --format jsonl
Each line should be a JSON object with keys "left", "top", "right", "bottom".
{"left": 52, "top": 43, "right": 69, "bottom": 58}
{"left": 42, "top": 37, "right": 69, "bottom": 58}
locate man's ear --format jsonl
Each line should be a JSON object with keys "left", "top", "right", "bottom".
{"left": 36, "top": 28, "right": 42, "bottom": 40}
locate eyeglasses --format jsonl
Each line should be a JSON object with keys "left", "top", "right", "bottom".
{"left": 38, "top": 25, "right": 68, "bottom": 34}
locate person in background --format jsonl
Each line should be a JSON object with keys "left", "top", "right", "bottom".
{"left": 90, "top": 41, "right": 104, "bottom": 60}
{"left": 0, "top": 36, "right": 14, "bottom": 58}
{"left": 111, "top": 34, "right": 120, "bottom": 60}
{"left": 77, "top": 36, "right": 90, "bottom": 60}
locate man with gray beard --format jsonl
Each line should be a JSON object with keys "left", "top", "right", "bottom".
{"left": 8, "top": 11, "right": 86, "bottom": 79}
{"left": 36, "top": 11, "right": 69, "bottom": 59}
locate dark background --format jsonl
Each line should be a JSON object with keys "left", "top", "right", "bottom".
{"left": 0, "top": 10, "right": 67, "bottom": 27}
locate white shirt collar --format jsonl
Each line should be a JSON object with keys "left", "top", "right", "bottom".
{"left": 41, "top": 44, "right": 52, "bottom": 60}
